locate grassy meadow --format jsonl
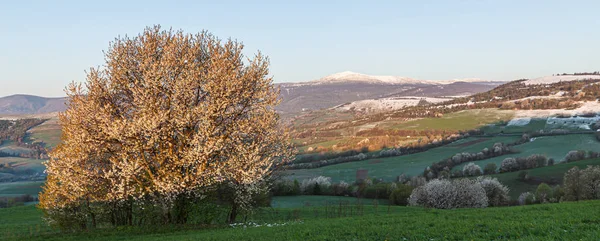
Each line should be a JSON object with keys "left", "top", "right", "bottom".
{"left": 453, "top": 134, "right": 600, "bottom": 172}
{"left": 3, "top": 200, "right": 600, "bottom": 240}
{"left": 285, "top": 136, "right": 520, "bottom": 182}
{"left": 271, "top": 195, "right": 389, "bottom": 208}
{"left": 390, "top": 109, "right": 514, "bottom": 131}
{"left": 27, "top": 117, "right": 62, "bottom": 148}
{"left": 0, "top": 181, "right": 44, "bottom": 198}
{"left": 489, "top": 158, "right": 600, "bottom": 199}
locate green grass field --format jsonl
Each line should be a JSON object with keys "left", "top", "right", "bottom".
{"left": 481, "top": 118, "right": 549, "bottom": 134}
{"left": 453, "top": 134, "right": 600, "bottom": 172}
{"left": 27, "top": 118, "right": 62, "bottom": 148}
{"left": 0, "top": 157, "right": 45, "bottom": 173}
{"left": 391, "top": 109, "right": 514, "bottom": 131}
{"left": 0, "top": 181, "right": 44, "bottom": 197}
{"left": 3, "top": 200, "right": 600, "bottom": 240}
{"left": 271, "top": 195, "right": 389, "bottom": 208}
{"left": 285, "top": 136, "right": 520, "bottom": 182}
{"left": 488, "top": 158, "right": 600, "bottom": 199}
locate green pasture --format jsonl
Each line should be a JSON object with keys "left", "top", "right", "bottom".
{"left": 285, "top": 136, "right": 520, "bottom": 182}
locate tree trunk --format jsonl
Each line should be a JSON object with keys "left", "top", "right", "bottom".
{"left": 86, "top": 198, "right": 96, "bottom": 228}
{"left": 228, "top": 204, "right": 238, "bottom": 224}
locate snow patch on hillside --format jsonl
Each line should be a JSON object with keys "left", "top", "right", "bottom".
{"left": 334, "top": 97, "right": 452, "bottom": 112}
{"left": 524, "top": 75, "right": 600, "bottom": 85}
{"left": 514, "top": 101, "right": 600, "bottom": 118}
{"left": 507, "top": 118, "right": 531, "bottom": 126}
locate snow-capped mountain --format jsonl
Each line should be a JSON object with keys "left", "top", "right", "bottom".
{"left": 304, "top": 71, "right": 498, "bottom": 85}
{"left": 276, "top": 71, "right": 504, "bottom": 114}
{"left": 313, "top": 71, "right": 427, "bottom": 85}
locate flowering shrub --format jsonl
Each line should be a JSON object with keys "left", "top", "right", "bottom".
{"left": 408, "top": 179, "right": 488, "bottom": 209}
{"left": 300, "top": 176, "right": 332, "bottom": 195}
{"left": 500, "top": 158, "right": 518, "bottom": 172}
{"left": 477, "top": 177, "right": 510, "bottom": 207}
{"left": 518, "top": 192, "right": 536, "bottom": 205}
{"left": 462, "top": 162, "right": 483, "bottom": 176}
{"left": 563, "top": 166, "right": 600, "bottom": 201}
{"left": 563, "top": 150, "right": 586, "bottom": 163}
{"left": 500, "top": 154, "right": 550, "bottom": 173}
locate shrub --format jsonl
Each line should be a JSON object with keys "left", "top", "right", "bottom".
{"left": 518, "top": 192, "right": 536, "bottom": 205}
{"left": 407, "top": 176, "right": 427, "bottom": 187}
{"left": 563, "top": 150, "right": 586, "bottom": 163}
{"left": 587, "top": 151, "right": 600, "bottom": 159}
{"left": 389, "top": 184, "right": 413, "bottom": 206}
{"left": 563, "top": 167, "right": 582, "bottom": 201}
{"left": 517, "top": 171, "right": 530, "bottom": 181}
{"left": 528, "top": 154, "right": 548, "bottom": 168}
{"left": 535, "top": 183, "right": 553, "bottom": 203}
{"left": 301, "top": 176, "right": 332, "bottom": 195}
{"left": 451, "top": 169, "right": 463, "bottom": 178}
{"left": 477, "top": 177, "right": 510, "bottom": 207}
{"left": 553, "top": 185, "right": 565, "bottom": 202}
{"left": 500, "top": 158, "right": 518, "bottom": 172}
{"left": 462, "top": 162, "right": 483, "bottom": 177}
{"left": 483, "top": 163, "right": 497, "bottom": 175}
{"left": 408, "top": 179, "right": 488, "bottom": 209}
{"left": 331, "top": 181, "right": 350, "bottom": 196}
{"left": 562, "top": 165, "right": 600, "bottom": 201}
{"left": 272, "top": 180, "right": 301, "bottom": 196}
{"left": 363, "top": 183, "right": 393, "bottom": 199}
{"left": 579, "top": 166, "right": 600, "bottom": 200}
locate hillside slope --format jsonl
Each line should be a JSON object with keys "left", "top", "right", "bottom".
{"left": 277, "top": 71, "right": 502, "bottom": 114}
{"left": 0, "top": 95, "right": 67, "bottom": 115}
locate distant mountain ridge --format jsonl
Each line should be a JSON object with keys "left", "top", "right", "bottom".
{"left": 294, "top": 71, "right": 501, "bottom": 86}
{"left": 0, "top": 95, "right": 67, "bottom": 115}
{"left": 4, "top": 72, "right": 590, "bottom": 116}
{"left": 276, "top": 71, "right": 506, "bottom": 114}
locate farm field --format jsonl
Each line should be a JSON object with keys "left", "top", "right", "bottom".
{"left": 0, "top": 140, "right": 34, "bottom": 156}
{"left": 488, "top": 158, "right": 600, "bottom": 199}
{"left": 390, "top": 109, "right": 514, "bottom": 131}
{"left": 481, "top": 118, "right": 548, "bottom": 134}
{"left": 285, "top": 136, "right": 520, "bottom": 182}
{"left": 271, "top": 195, "right": 388, "bottom": 208}
{"left": 0, "top": 181, "right": 44, "bottom": 197}
{"left": 453, "top": 134, "right": 600, "bottom": 172}
{"left": 27, "top": 117, "right": 62, "bottom": 148}
{"left": 0, "top": 157, "right": 45, "bottom": 173}
{"left": 3, "top": 201, "right": 600, "bottom": 240}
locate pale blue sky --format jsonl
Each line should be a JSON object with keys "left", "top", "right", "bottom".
{"left": 1, "top": 0, "right": 599, "bottom": 97}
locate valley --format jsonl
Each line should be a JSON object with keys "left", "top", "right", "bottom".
{"left": 1, "top": 72, "right": 600, "bottom": 240}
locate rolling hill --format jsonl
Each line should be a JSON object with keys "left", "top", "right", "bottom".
{"left": 276, "top": 71, "right": 504, "bottom": 114}
{"left": 0, "top": 95, "right": 67, "bottom": 115}
{"left": 0, "top": 72, "right": 503, "bottom": 116}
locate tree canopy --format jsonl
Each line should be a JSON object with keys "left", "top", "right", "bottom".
{"left": 39, "top": 26, "right": 293, "bottom": 228}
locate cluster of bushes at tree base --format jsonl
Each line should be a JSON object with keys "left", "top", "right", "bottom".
{"left": 42, "top": 183, "right": 273, "bottom": 231}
